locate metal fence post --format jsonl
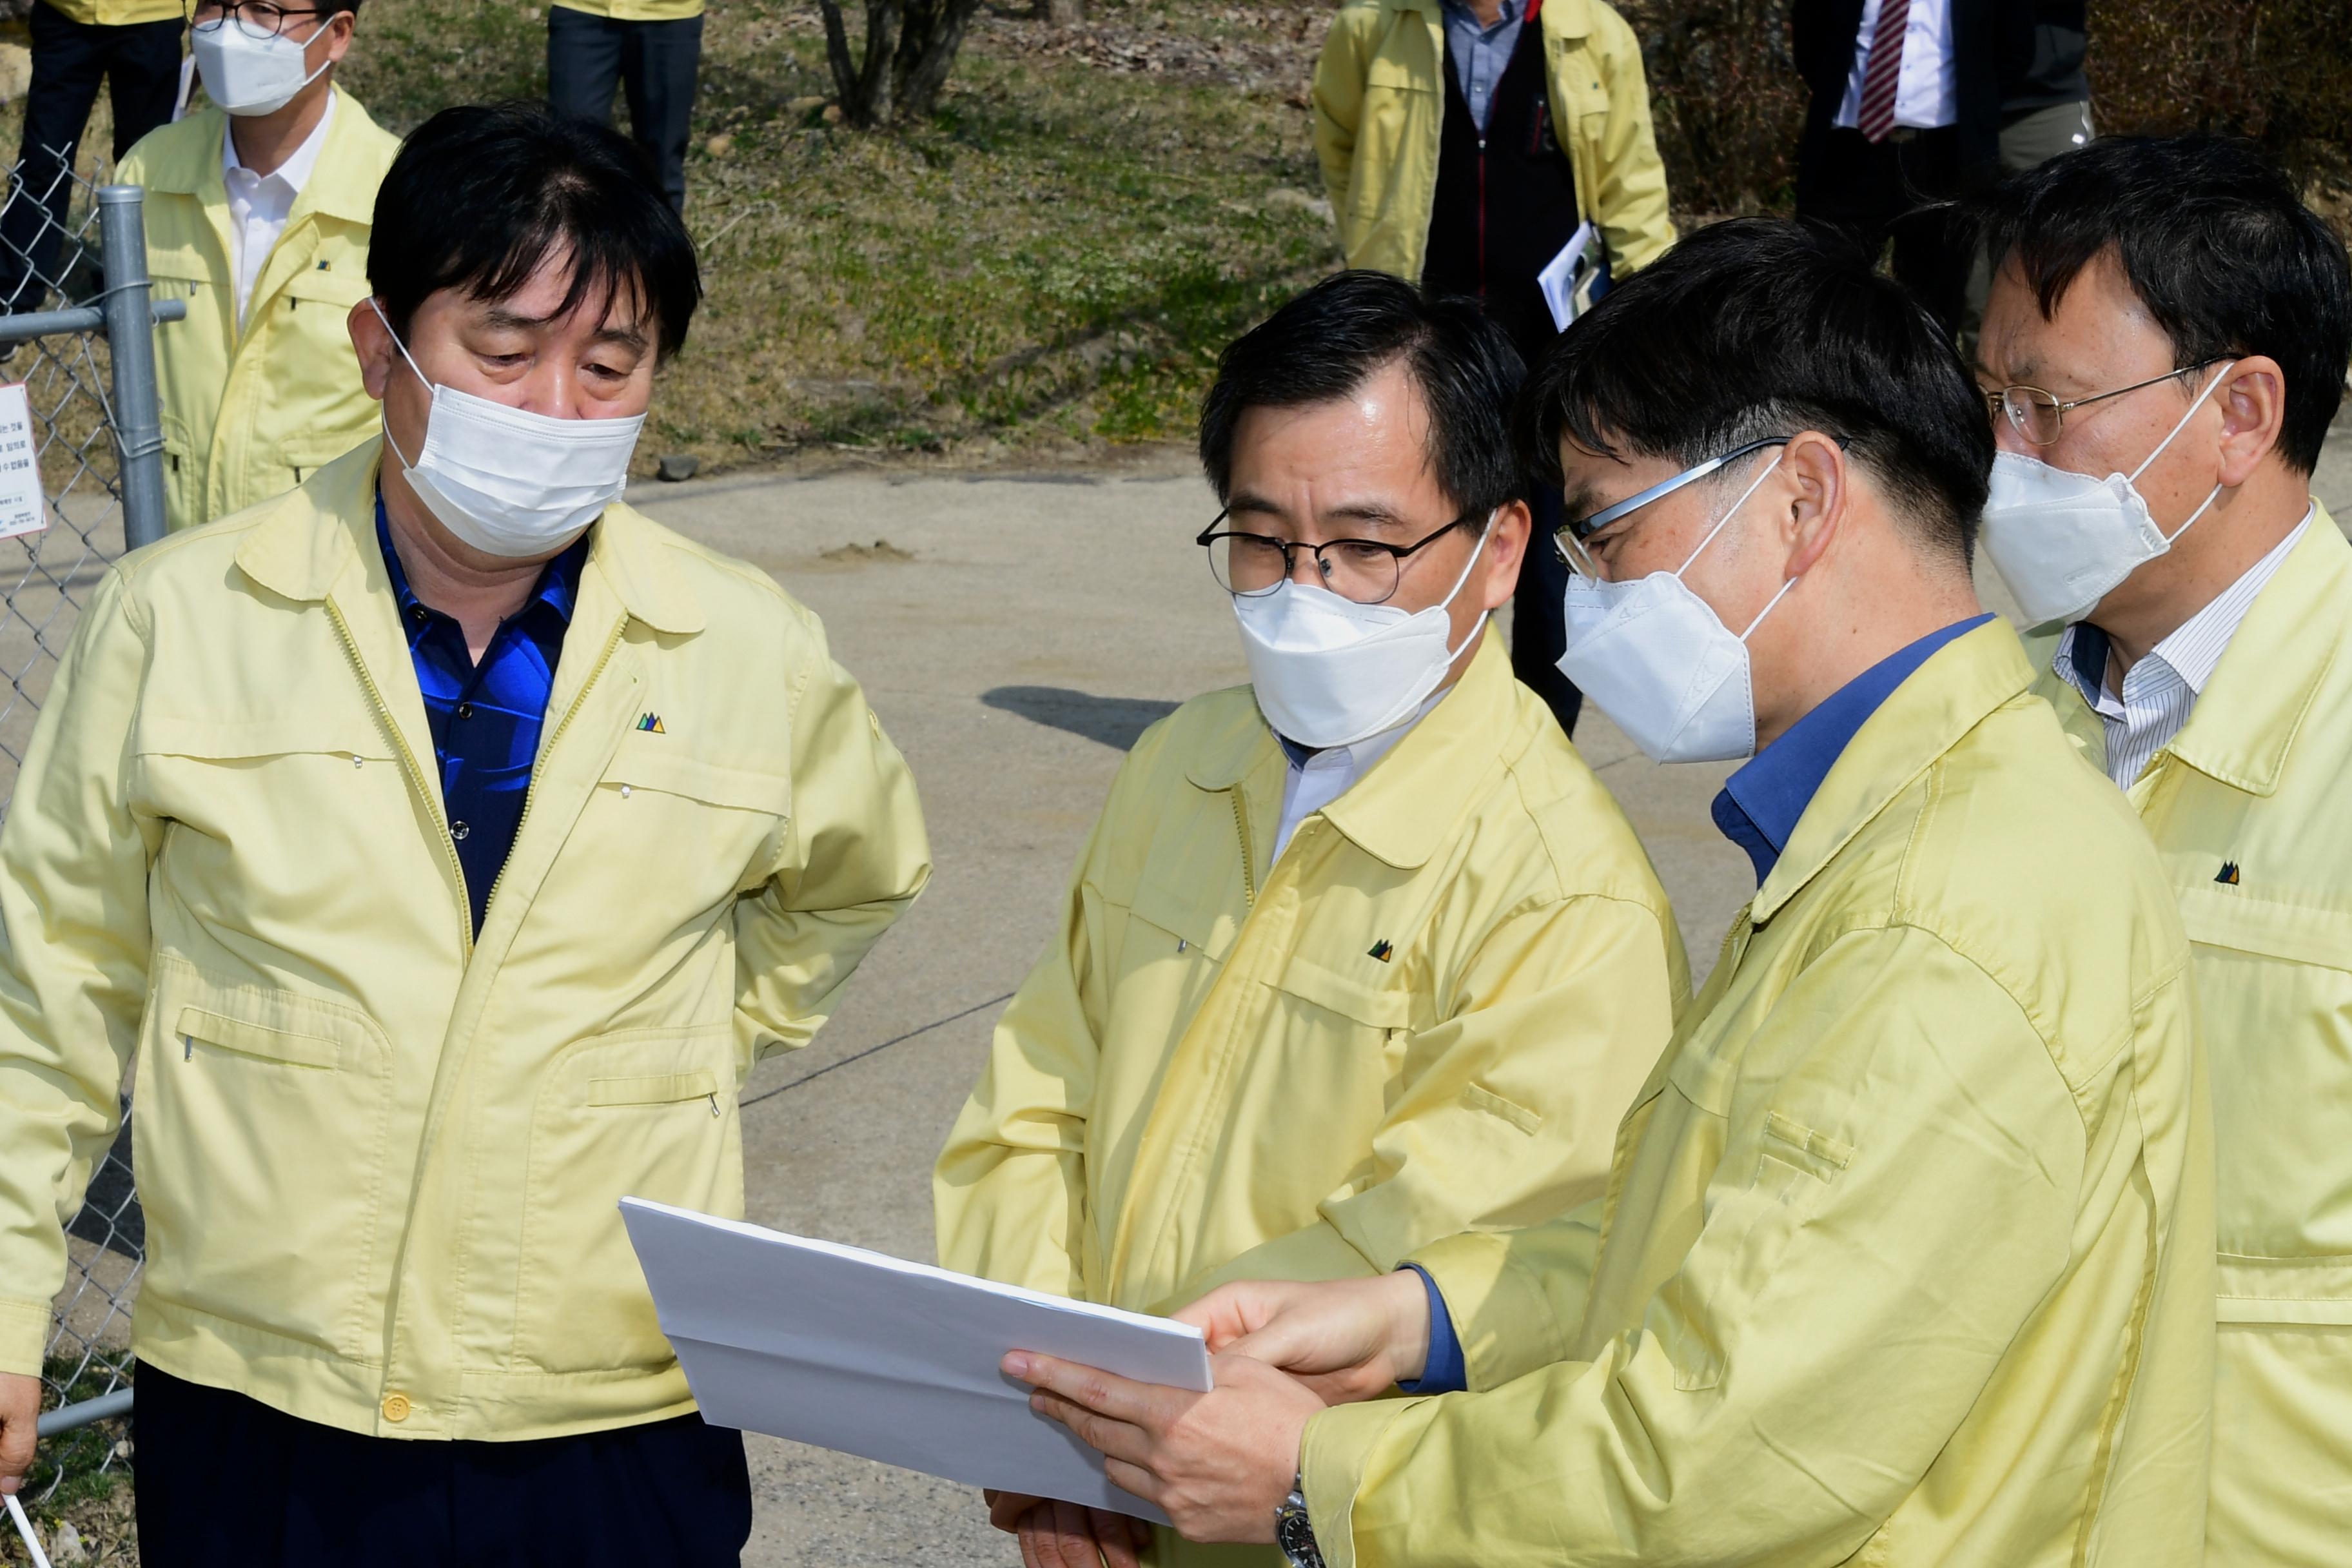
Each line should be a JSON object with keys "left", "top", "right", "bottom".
{"left": 95, "top": 184, "right": 166, "bottom": 551}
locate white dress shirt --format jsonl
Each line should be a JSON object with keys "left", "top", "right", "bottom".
{"left": 1834, "top": 0, "right": 1958, "bottom": 132}
{"left": 2055, "top": 505, "right": 2314, "bottom": 787}
{"left": 221, "top": 89, "right": 336, "bottom": 327}
{"left": 1272, "top": 694, "right": 1443, "bottom": 863}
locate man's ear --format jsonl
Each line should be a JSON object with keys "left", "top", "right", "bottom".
{"left": 349, "top": 298, "right": 393, "bottom": 401}
{"left": 1476, "top": 498, "right": 1532, "bottom": 612}
{"left": 2213, "top": 355, "right": 2288, "bottom": 487}
{"left": 322, "top": 9, "right": 357, "bottom": 67}
{"left": 1779, "top": 430, "right": 1847, "bottom": 579}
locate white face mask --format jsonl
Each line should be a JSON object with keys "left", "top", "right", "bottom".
{"left": 371, "top": 299, "right": 645, "bottom": 559}
{"left": 1554, "top": 455, "right": 1794, "bottom": 764}
{"left": 1977, "top": 361, "right": 2235, "bottom": 627}
{"left": 1233, "top": 517, "right": 1493, "bottom": 749}
{"left": 193, "top": 17, "right": 332, "bottom": 117}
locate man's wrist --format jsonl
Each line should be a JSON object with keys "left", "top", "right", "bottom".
{"left": 1383, "top": 1268, "right": 1433, "bottom": 1384}
{"left": 1275, "top": 1472, "right": 1324, "bottom": 1568}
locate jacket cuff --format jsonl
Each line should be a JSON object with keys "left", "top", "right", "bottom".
{"left": 0, "top": 1298, "right": 51, "bottom": 1379}
{"left": 1300, "top": 1396, "right": 1417, "bottom": 1568}
{"left": 1407, "top": 1231, "right": 1569, "bottom": 1390}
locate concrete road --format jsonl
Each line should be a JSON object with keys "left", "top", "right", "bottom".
{"left": 631, "top": 422, "right": 2352, "bottom": 1566}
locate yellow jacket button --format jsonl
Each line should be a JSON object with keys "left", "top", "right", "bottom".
{"left": 381, "top": 1393, "right": 411, "bottom": 1422}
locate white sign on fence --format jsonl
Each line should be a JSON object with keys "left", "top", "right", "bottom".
{"left": 0, "top": 382, "right": 48, "bottom": 541}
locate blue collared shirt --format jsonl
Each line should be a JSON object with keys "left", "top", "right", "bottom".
{"left": 1407, "top": 613, "right": 1994, "bottom": 1395}
{"left": 378, "top": 496, "right": 590, "bottom": 933}
{"left": 1440, "top": 0, "right": 1525, "bottom": 135}
{"left": 1710, "top": 615, "right": 1994, "bottom": 885}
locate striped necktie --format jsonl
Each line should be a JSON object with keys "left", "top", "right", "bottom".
{"left": 1857, "top": 0, "right": 1910, "bottom": 142}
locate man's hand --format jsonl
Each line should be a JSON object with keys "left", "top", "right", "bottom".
{"left": 1004, "top": 1350, "right": 1322, "bottom": 1545}
{"left": 1177, "top": 1273, "right": 1433, "bottom": 1406}
{"left": 983, "top": 1489, "right": 1152, "bottom": 1568}
{"left": 0, "top": 1372, "right": 39, "bottom": 1495}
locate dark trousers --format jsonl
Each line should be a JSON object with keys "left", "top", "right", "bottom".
{"left": 133, "top": 1362, "right": 754, "bottom": 1567}
{"left": 1513, "top": 485, "right": 1582, "bottom": 738}
{"left": 546, "top": 8, "right": 702, "bottom": 213}
{"left": 1794, "top": 121, "right": 1969, "bottom": 336}
{"left": 1, "top": 0, "right": 182, "bottom": 310}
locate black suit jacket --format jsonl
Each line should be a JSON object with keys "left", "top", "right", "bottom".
{"left": 1790, "top": 0, "right": 2043, "bottom": 175}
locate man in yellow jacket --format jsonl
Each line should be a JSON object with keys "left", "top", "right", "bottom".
{"left": 1010, "top": 220, "right": 2214, "bottom": 1568}
{"left": 1974, "top": 135, "right": 2352, "bottom": 1568}
{"left": 1314, "top": 0, "right": 1676, "bottom": 742}
{"left": 117, "top": 0, "right": 399, "bottom": 534}
{"left": 0, "top": 106, "right": 929, "bottom": 1563}
{"left": 938, "top": 271, "right": 1687, "bottom": 1568}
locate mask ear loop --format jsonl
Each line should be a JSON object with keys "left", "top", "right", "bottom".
{"left": 369, "top": 297, "right": 435, "bottom": 471}
{"left": 2128, "top": 360, "right": 2236, "bottom": 544}
{"left": 1436, "top": 511, "right": 1498, "bottom": 661}
{"left": 1674, "top": 453, "right": 1799, "bottom": 640}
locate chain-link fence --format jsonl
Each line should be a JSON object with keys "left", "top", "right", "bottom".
{"left": 0, "top": 149, "right": 179, "bottom": 1502}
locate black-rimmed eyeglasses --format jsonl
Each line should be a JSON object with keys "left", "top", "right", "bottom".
{"left": 190, "top": 2, "right": 323, "bottom": 41}
{"left": 1197, "top": 508, "right": 1485, "bottom": 605}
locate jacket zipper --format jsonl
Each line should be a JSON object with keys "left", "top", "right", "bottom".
{"left": 326, "top": 599, "right": 474, "bottom": 961}
{"left": 480, "top": 616, "right": 628, "bottom": 919}
{"left": 1230, "top": 789, "right": 1257, "bottom": 908}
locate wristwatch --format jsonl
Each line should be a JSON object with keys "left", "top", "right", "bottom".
{"left": 1275, "top": 1476, "right": 1325, "bottom": 1568}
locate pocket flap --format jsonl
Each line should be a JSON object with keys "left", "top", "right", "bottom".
{"left": 2179, "top": 887, "right": 2352, "bottom": 973}
{"left": 2216, "top": 1253, "right": 2352, "bottom": 1325}
{"left": 279, "top": 433, "right": 367, "bottom": 471}
{"left": 135, "top": 714, "right": 393, "bottom": 762}
{"left": 1273, "top": 952, "right": 1411, "bottom": 1030}
{"left": 175, "top": 1004, "right": 342, "bottom": 1069}
{"left": 605, "top": 749, "right": 790, "bottom": 816}
{"left": 146, "top": 245, "right": 215, "bottom": 285}
{"left": 1365, "top": 55, "right": 1436, "bottom": 92}
{"left": 588, "top": 1069, "right": 720, "bottom": 1108}
{"left": 279, "top": 265, "right": 371, "bottom": 308}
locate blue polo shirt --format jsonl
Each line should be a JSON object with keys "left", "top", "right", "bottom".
{"left": 378, "top": 497, "right": 590, "bottom": 933}
{"left": 1403, "top": 614, "right": 1995, "bottom": 1393}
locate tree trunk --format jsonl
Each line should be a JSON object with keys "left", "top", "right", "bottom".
{"left": 892, "top": 0, "right": 986, "bottom": 123}
{"left": 1043, "top": 0, "right": 1086, "bottom": 23}
{"left": 816, "top": 0, "right": 904, "bottom": 128}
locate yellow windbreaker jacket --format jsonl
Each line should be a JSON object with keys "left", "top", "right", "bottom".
{"left": 117, "top": 93, "right": 401, "bottom": 534}
{"left": 937, "top": 634, "right": 1687, "bottom": 1565}
{"left": 1311, "top": 0, "right": 1674, "bottom": 285}
{"left": 2033, "top": 504, "right": 2352, "bottom": 1568}
{"left": 1301, "top": 622, "right": 2216, "bottom": 1568}
{"left": 0, "top": 440, "right": 932, "bottom": 1440}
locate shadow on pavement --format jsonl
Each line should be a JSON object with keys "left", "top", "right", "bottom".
{"left": 981, "top": 687, "right": 1180, "bottom": 750}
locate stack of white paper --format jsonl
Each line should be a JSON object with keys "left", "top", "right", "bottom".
{"left": 621, "top": 1198, "right": 1213, "bottom": 1522}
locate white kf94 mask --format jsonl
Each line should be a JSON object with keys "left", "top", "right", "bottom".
{"left": 372, "top": 299, "right": 645, "bottom": 559}
{"left": 1554, "top": 454, "right": 1795, "bottom": 764}
{"left": 1977, "top": 360, "right": 2235, "bottom": 627}
{"left": 193, "top": 18, "right": 331, "bottom": 117}
{"left": 1233, "top": 517, "right": 1493, "bottom": 749}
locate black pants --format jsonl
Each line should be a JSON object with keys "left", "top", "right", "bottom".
{"left": 1512, "top": 484, "right": 1582, "bottom": 738}
{"left": 1, "top": 0, "right": 181, "bottom": 311}
{"left": 133, "top": 1362, "right": 754, "bottom": 1567}
{"left": 1794, "top": 121, "right": 1969, "bottom": 336}
{"left": 546, "top": 8, "right": 702, "bottom": 213}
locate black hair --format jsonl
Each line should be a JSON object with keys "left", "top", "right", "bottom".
{"left": 318, "top": 1, "right": 365, "bottom": 17}
{"left": 368, "top": 103, "right": 701, "bottom": 361}
{"left": 1979, "top": 135, "right": 2352, "bottom": 476}
{"left": 1522, "top": 217, "right": 1992, "bottom": 566}
{"left": 1199, "top": 271, "right": 1526, "bottom": 514}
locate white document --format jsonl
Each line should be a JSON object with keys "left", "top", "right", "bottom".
{"left": 0, "top": 384, "right": 46, "bottom": 542}
{"left": 621, "top": 1198, "right": 1213, "bottom": 1523}
{"left": 1537, "top": 220, "right": 1600, "bottom": 332}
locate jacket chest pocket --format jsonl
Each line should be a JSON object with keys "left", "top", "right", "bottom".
{"left": 513, "top": 1024, "right": 742, "bottom": 1373}
{"left": 1252, "top": 950, "right": 1415, "bottom": 1115}
{"left": 2179, "top": 886, "right": 2352, "bottom": 1291}
{"left": 556, "top": 748, "right": 792, "bottom": 931}
{"left": 135, "top": 966, "right": 395, "bottom": 1360}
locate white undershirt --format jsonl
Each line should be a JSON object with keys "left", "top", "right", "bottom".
{"left": 221, "top": 89, "right": 335, "bottom": 327}
{"left": 1272, "top": 694, "right": 1442, "bottom": 863}
{"left": 1833, "top": 0, "right": 1958, "bottom": 132}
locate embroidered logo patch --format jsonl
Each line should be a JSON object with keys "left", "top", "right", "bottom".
{"left": 1367, "top": 939, "right": 1394, "bottom": 963}
{"left": 2216, "top": 861, "right": 2241, "bottom": 885}
{"left": 635, "top": 713, "right": 667, "bottom": 734}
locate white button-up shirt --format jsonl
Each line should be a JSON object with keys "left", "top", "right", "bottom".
{"left": 2055, "top": 505, "right": 2314, "bottom": 787}
{"left": 221, "top": 90, "right": 335, "bottom": 328}
{"left": 1834, "top": 0, "right": 1958, "bottom": 132}
{"left": 1272, "top": 695, "right": 1443, "bottom": 863}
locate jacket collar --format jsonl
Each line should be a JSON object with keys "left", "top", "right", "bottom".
{"left": 1751, "top": 618, "right": 2036, "bottom": 924}
{"left": 232, "top": 434, "right": 705, "bottom": 635}
{"left": 139, "top": 91, "right": 386, "bottom": 226}
{"left": 1184, "top": 628, "right": 1524, "bottom": 871}
{"left": 1405, "top": 0, "right": 1592, "bottom": 39}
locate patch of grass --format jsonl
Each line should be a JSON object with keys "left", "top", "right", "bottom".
{"left": 337, "top": 0, "right": 1342, "bottom": 475}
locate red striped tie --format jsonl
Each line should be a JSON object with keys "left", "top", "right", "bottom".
{"left": 1857, "top": 0, "right": 1910, "bottom": 143}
